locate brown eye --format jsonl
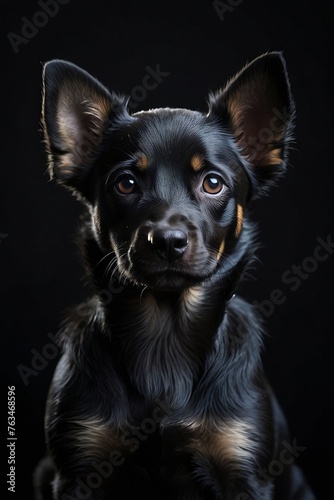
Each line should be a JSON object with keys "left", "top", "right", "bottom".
{"left": 202, "top": 174, "right": 224, "bottom": 195}
{"left": 115, "top": 175, "right": 136, "bottom": 194}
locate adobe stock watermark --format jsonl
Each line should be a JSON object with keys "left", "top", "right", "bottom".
{"left": 212, "top": 0, "right": 244, "bottom": 22}
{"left": 60, "top": 400, "right": 172, "bottom": 500}
{"left": 245, "top": 106, "right": 290, "bottom": 154}
{"left": 254, "top": 233, "right": 334, "bottom": 319}
{"left": 68, "top": 64, "right": 170, "bottom": 162}
{"left": 17, "top": 332, "right": 60, "bottom": 386}
{"left": 7, "top": 0, "right": 72, "bottom": 54}
{"left": 231, "top": 233, "right": 334, "bottom": 345}
{"left": 17, "top": 270, "right": 126, "bottom": 386}
{"left": 128, "top": 64, "right": 170, "bottom": 111}
{"left": 236, "top": 438, "right": 306, "bottom": 499}
{"left": 258, "top": 439, "right": 306, "bottom": 484}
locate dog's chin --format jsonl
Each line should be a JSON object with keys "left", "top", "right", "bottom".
{"left": 132, "top": 270, "right": 207, "bottom": 292}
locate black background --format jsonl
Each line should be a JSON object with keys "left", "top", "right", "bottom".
{"left": 1, "top": 0, "right": 333, "bottom": 499}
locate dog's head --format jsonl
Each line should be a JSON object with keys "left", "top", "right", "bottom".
{"left": 41, "top": 53, "right": 294, "bottom": 291}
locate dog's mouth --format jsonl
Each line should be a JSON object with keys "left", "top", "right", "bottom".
{"left": 130, "top": 268, "right": 210, "bottom": 291}
{"left": 118, "top": 246, "right": 217, "bottom": 292}
{"left": 110, "top": 222, "right": 221, "bottom": 291}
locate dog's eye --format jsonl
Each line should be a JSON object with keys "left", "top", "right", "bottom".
{"left": 115, "top": 175, "right": 137, "bottom": 194}
{"left": 202, "top": 175, "right": 224, "bottom": 195}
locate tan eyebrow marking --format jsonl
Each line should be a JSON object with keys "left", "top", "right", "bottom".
{"left": 190, "top": 154, "right": 204, "bottom": 171}
{"left": 217, "top": 239, "right": 225, "bottom": 260}
{"left": 235, "top": 204, "right": 244, "bottom": 238}
{"left": 137, "top": 154, "right": 149, "bottom": 170}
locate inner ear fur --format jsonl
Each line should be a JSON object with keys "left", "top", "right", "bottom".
{"left": 208, "top": 52, "right": 295, "bottom": 192}
{"left": 42, "top": 60, "right": 130, "bottom": 189}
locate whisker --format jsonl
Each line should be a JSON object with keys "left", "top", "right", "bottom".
{"left": 94, "top": 251, "right": 115, "bottom": 271}
{"left": 109, "top": 251, "right": 128, "bottom": 284}
{"left": 139, "top": 286, "right": 149, "bottom": 302}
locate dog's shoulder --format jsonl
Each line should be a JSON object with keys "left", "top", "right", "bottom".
{"left": 56, "top": 297, "right": 105, "bottom": 352}
{"left": 210, "top": 294, "right": 265, "bottom": 378}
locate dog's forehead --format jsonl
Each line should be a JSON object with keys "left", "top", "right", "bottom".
{"left": 131, "top": 108, "right": 225, "bottom": 167}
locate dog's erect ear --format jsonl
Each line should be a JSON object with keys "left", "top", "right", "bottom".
{"left": 208, "top": 52, "right": 295, "bottom": 195}
{"left": 41, "top": 60, "right": 130, "bottom": 190}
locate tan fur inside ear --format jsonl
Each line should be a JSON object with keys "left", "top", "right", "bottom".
{"left": 42, "top": 60, "right": 127, "bottom": 189}
{"left": 55, "top": 81, "right": 112, "bottom": 171}
{"left": 226, "top": 78, "right": 286, "bottom": 167}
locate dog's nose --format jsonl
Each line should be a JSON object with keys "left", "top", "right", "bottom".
{"left": 148, "top": 228, "right": 188, "bottom": 261}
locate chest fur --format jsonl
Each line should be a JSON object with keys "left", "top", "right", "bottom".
{"left": 108, "top": 287, "right": 222, "bottom": 407}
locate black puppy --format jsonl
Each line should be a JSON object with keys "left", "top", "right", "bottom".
{"left": 35, "top": 53, "right": 315, "bottom": 499}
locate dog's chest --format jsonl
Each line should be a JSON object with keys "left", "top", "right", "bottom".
{"left": 110, "top": 288, "right": 218, "bottom": 407}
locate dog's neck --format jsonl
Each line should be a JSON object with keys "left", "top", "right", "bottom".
{"left": 80, "top": 220, "right": 253, "bottom": 407}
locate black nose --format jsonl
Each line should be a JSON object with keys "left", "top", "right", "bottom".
{"left": 148, "top": 228, "right": 188, "bottom": 261}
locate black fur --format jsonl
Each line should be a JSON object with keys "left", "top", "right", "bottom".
{"left": 35, "top": 53, "right": 316, "bottom": 499}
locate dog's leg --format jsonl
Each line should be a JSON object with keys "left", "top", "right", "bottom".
{"left": 33, "top": 456, "right": 55, "bottom": 500}
{"left": 47, "top": 418, "right": 128, "bottom": 500}
{"left": 270, "top": 394, "right": 316, "bottom": 500}
{"left": 45, "top": 395, "right": 162, "bottom": 499}
{"left": 49, "top": 432, "right": 163, "bottom": 500}
{"left": 162, "top": 422, "right": 274, "bottom": 500}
